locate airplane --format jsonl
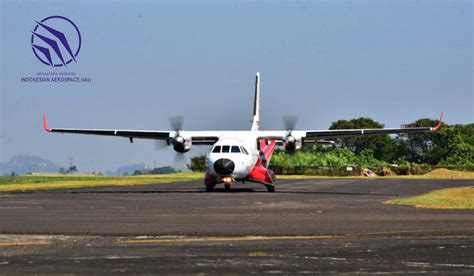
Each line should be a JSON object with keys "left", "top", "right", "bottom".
{"left": 42, "top": 72, "right": 443, "bottom": 192}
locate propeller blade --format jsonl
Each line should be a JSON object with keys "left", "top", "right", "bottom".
{"left": 283, "top": 115, "right": 298, "bottom": 130}
{"left": 154, "top": 140, "right": 168, "bottom": 151}
{"left": 173, "top": 152, "right": 187, "bottom": 166}
{"left": 169, "top": 116, "right": 184, "bottom": 131}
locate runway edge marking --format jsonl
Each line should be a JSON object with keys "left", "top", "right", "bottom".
{"left": 0, "top": 241, "right": 49, "bottom": 246}
{"left": 116, "top": 228, "right": 474, "bottom": 245}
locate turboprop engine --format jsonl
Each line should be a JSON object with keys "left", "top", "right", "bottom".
{"left": 172, "top": 134, "right": 191, "bottom": 153}
{"left": 283, "top": 133, "right": 297, "bottom": 152}
{"left": 282, "top": 115, "right": 300, "bottom": 152}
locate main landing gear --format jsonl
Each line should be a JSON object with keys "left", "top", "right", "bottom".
{"left": 205, "top": 184, "right": 215, "bottom": 192}
{"left": 265, "top": 184, "right": 275, "bottom": 192}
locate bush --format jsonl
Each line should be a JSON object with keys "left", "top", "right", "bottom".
{"left": 187, "top": 155, "right": 207, "bottom": 172}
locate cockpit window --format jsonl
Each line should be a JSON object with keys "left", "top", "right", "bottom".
{"left": 231, "top": 146, "right": 241, "bottom": 153}
{"left": 222, "top": 145, "right": 230, "bottom": 153}
{"left": 212, "top": 146, "right": 221, "bottom": 153}
{"left": 240, "top": 146, "right": 249, "bottom": 155}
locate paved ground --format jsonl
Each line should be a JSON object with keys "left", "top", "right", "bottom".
{"left": 0, "top": 178, "right": 473, "bottom": 274}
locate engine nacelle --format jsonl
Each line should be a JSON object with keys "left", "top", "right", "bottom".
{"left": 172, "top": 135, "right": 191, "bottom": 153}
{"left": 283, "top": 134, "right": 299, "bottom": 152}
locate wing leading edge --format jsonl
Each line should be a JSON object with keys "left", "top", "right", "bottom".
{"left": 43, "top": 112, "right": 170, "bottom": 140}
{"left": 303, "top": 112, "right": 443, "bottom": 140}
{"left": 42, "top": 113, "right": 220, "bottom": 144}
{"left": 256, "top": 113, "right": 443, "bottom": 144}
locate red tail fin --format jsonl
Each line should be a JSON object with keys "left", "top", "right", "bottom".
{"left": 259, "top": 139, "right": 276, "bottom": 162}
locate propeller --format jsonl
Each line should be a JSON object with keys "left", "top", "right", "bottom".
{"left": 283, "top": 115, "right": 298, "bottom": 131}
{"left": 154, "top": 139, "right": 167, "bottom": 151}
{"left": 153, "top": 116, "right": 186, "bottom": 150}
{"left": 173, "top": 151, "right": 187, "bottom": 166}
{"left": 283, "top": 115, "right": 298, "bottom": 152}
{"left": 169, "top": 115, "right": 188, "bottom": 166}
{"left": 169, "top": 115, "right": 184, "bottom": 131}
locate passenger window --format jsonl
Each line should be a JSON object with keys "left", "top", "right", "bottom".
{"left": 222, "top": 145, "right": 230, "bottom": 153}
{"left": 231, "top": 146, "right": 241, "bottom": 153}
{"left": 240, "top": 146, "right": 249, "bottom": 155}
{"left": 212, "top": 146, "right": 221, "bottom": 153}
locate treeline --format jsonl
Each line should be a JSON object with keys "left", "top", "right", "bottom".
{"left": 131, "top": 166, "right": 178, "bottom": 176}
{"left": 273, "top": 117, "right": 473, "bottom": 167}
{"left": 188, "top": 117, "right": 473, "bottom": 175}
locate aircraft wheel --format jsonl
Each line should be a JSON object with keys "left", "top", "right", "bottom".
{"left": 205, "top": 185, "right": 215, "bottom": 192}
{"left": 266, "top": 185, "right": 275, "bottom": 192}
{"left": 224, "top": 184, "right": 231, "bottom": 193}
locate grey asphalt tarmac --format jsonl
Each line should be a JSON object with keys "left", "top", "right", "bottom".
{"left": 0, "top": 178, "right": 473, "bottom": 274}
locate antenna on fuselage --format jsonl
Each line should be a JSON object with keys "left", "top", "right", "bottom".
{"left": 251, "top": 72, "right": 260, "bottom": 131}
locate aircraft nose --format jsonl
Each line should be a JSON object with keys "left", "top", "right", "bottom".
{"left": 213, "top": 158, "right": 235, "bottom": 175}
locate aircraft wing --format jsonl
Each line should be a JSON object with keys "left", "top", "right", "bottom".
{"left": 302, "top": 113, "right": 443, "bottom": 141}
{"left": 43, "top": 113, "right": 171, "bottom": 141}
{"left": 42, "top": 113, "right": 220, "bottom": 144}
{"left": 258, "top": 113, "right": 443, "bottom": 144}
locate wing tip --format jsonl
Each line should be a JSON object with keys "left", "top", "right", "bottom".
{"left": 42, "top": 112, "right": 51, "bottom": 132}
{"left": 431, "top": 112, "right": 443, "bottom": 132}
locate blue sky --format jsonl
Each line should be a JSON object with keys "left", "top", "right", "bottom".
{"left": 1, "top": 0, "right": 472, "bottom": 172}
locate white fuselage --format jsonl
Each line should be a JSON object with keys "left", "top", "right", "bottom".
{"left": 206, "top": 137, "right": 259, "bottom": 180}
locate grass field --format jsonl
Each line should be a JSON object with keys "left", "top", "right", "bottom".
{"left": 0, "top": 169, "right": 472, "bottom": 192}
{"left": 0, "top": 172, "right": 202, "bottom": 192}
{"left": 386, "top": 186, "right": 474, "bottom": 209}
{"left": 276, "top": 168, "right": 474, "bottom": 179}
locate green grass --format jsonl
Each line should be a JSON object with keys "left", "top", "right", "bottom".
{"left": 386, "top": 186, "right": 474, "bottom": 209}
{"left": 0, "top": 168, "right": 472, "bottom": 192}
{"left": 0, "top": 172, "right": 202, "bottom": 192}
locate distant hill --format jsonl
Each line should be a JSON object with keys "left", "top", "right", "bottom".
{"left": 105, "top": 163, "right": 147, "bottom": 176}
{"left": 0, "top": 155, "right": 62, "bottom": 175}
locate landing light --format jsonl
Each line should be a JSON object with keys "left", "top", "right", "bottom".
{"left": 222, "top": 176, "right": 233, "bottom": 183}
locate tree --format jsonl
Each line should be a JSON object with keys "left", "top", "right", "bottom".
{"left": 68, "top": 165, "right": 78, "bottom": 174}
{"left": 59, "top": 167, "right": 66, "bottom": 174}
{"left": 150, "top": 166, "right": 177, "bottom": 174}
{"left": 132, "top": 170, "right": 142, "bottom": 176}
{"left": 396, "top": 118, "right": 444, "bottom": 164}
{"left": 187, "top": 155, "right": 207, "bottom": 172}
{"left": 329, "top": 117, "right": 396, "bottom": 162}
{"left": 457, "top": 123, "right": 474, "bottom": 146}
{"left": 437, "top": 126, "right": 474, "bottom": 166}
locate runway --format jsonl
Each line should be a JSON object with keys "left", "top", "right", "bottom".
{"left": 0, "top": 178, "right": 473, "bottom": 274}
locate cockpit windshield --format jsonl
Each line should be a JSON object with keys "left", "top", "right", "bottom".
{"left": 222, "top": 145, "right": 230, "bottom": 153}
{"left": 212, "top": 145, "right": 244, "bottom": 154}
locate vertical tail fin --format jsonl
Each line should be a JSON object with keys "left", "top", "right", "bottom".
{"left": 251, "top": 72, "right": 260, "bottom": 131}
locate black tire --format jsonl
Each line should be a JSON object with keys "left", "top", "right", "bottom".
{"left": 224, "top": 184, "right": 231, "bottom": 193}
{"left": 266, "top": 185, "right": 275, "bottom": 192}
{"left": 205, "top": 185, "right": 214, "bottom": 192}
